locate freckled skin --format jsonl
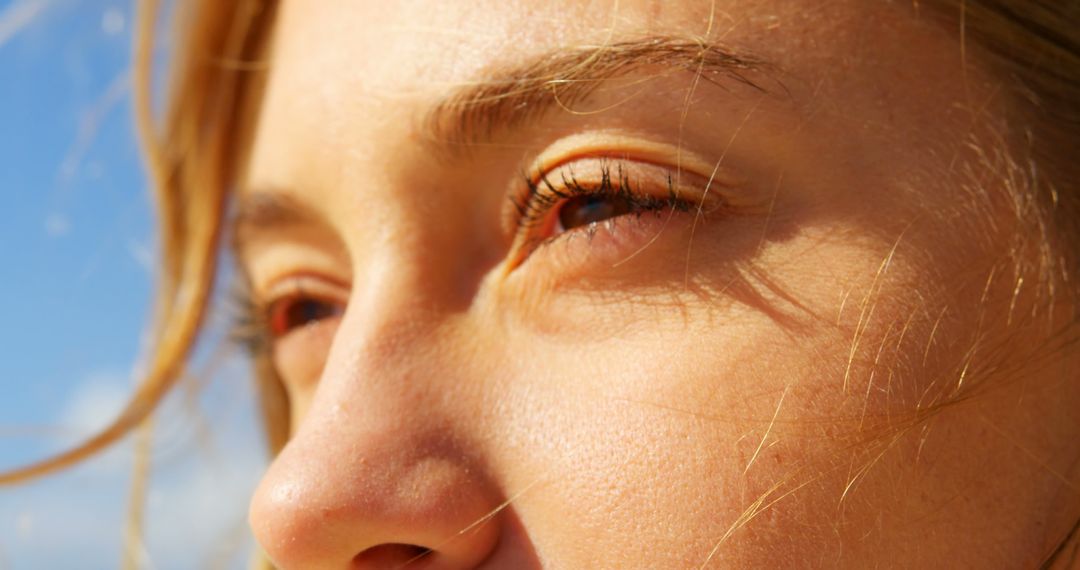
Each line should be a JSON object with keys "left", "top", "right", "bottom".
{"left": 241, "top": 1, "right": 1080, "bottom": 568}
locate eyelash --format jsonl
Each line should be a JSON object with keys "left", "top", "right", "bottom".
{"left": 511, "top": 159, "right": 694, "bottom": 252}
{"left": 228, "top": 280, "right": 271, "bottom": 357}
{"left": 227, "top": 278, "right": 344, "bottom": 357}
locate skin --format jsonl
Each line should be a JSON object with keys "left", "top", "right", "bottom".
{"left": 239, "top": 0, "right": 1080, "bottom": 568}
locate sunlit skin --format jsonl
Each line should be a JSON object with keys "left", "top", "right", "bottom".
{"left": 238, "top": 1, "right": 1080, "bottom": 568}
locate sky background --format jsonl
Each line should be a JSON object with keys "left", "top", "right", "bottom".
{"left": 0, "top": 1, "right": 267, "bottom": 567}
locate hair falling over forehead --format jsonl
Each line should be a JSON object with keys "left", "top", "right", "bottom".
{"left": 1, "top": 0, "right": 1079, "bottom": 566}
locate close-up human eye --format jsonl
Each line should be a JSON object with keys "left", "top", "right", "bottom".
{"left": 4, "top": 1, "right": 1079, "bottom": 569}
{"left": 508, "top": 158, "right": 708, "bottom": 268}
{"left": 252, "top": 277, "right": 347, "bottom": 394}
{"left": 265, "top": 294, "right": 343, "bottom": 338}
{"left": 259, "top": 279, "right": 346, "bottom": 341}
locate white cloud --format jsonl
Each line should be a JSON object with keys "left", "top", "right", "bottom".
{"left": 0, "top": 0, "right": 50, "bottom": 50}
{"left": 127, "top": 238, "right": 155, "bottom": 274}
{"left": 144, "top": 447, "right": 265, "bottom": 568}
{"left": 59, "top": 371, "right": 129, "bottom": 434}
{"left": 58, "top": 70, "right": 130, "bottom": 185}
{"left": 100, "top": 6, "right": 124, "bottom": 36}
{"left": 43, "top": 212, "right": 70, "bottom": 238}
{"left": 2, "top": 357, "right": 267, "bottom": 569}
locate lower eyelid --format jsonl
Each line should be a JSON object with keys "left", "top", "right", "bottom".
{"left": 520, "top": 206, "right": 698, "bottom": 280}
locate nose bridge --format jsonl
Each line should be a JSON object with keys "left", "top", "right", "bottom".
{"left": 354, "top": 144, "right": 503, "bottom": 313}
{"left": 329, "top": 263, "right": 471, "bottom": 417}
{"left": 306, "top": 298, "right": 463, "bottom": 440}
{"left": 250, "top": 287, "right": 505, "bottom": 568}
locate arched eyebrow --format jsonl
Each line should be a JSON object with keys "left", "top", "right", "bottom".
{"left": 421, "top": 35, "right": 783, "bottom": 152}
{"left": 230, "top": 191, "right": 327, "bottom": 255}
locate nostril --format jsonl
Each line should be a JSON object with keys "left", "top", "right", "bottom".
{"left": 353, "top": 543, "right": 433, "bottom": 568}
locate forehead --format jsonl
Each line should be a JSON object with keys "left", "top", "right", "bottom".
{"left": 246, "top": 0, "right": 970, "bottom": 201}
{"left": 271, "top": 0, "right": 719, "bottom": 94}
{"left": 259, "top": 0, "right": 949, "bottom": 104}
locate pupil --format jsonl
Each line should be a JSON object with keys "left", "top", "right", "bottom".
{"left": 558, "top": 195, "right": 632, "bottom": 231}
{"left": 268, "top": 296, "right": 344, "bottom": 339}
{"left": 290, "top": 300, "right": 329, "bottom": 327}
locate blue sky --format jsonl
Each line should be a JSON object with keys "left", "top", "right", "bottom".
{"left": 0, "top": 1, "right": 265, "bottom": 567}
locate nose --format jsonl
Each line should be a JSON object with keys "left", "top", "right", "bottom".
{"left": 249, "top": 315, "right": 506, "bottom": 569}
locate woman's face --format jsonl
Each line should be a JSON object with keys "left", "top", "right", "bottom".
{"left": 239, "top": 0, "right": 1080, "bottom": 568}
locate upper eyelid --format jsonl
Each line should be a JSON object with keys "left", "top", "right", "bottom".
{"left": 263, "top": 273, "right": 350, "bottom": 300}
{"left": 513, "top": 155, "right": 724, "bottom": 219}
{"left": 517, "top": 134, "right": 731, "bottom": 184}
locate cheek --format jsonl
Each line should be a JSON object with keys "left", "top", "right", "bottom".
{"left": 273, "top": 320, "right": 338, "bottom": 388}
{"left": 491, "top": 218, "right": 977, "bottom": 565}
{"left": 494, "top": 328, "right": 874, "bottom": 566}
{"left": 273, "top": 320, "right": 340, "bottom": 426}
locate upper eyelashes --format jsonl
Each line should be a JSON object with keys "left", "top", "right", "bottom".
{"left": 509, "top": 158, "right": 698, "bottom": 262}
{"left": 233, "top": 274, "right": 348, "bottom": 358}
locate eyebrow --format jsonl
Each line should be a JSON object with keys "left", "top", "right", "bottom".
{"left": 234, "top": 35, "right": 781, "bottom": 246}
{"left": 421, "top": 34, "right": 781, "bottom": 151}
{"left": 230, "top": 191, "right": 326, "bottom": 253}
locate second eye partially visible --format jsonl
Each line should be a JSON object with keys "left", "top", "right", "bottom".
{"left": 256, "top": 275, "right": 348, "bottom": 339}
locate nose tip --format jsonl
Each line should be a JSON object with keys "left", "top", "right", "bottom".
{"left": 249, "top": 433, "right": 505, "bottom": 570}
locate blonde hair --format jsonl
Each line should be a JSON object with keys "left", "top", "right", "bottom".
{"left": 2, "top": 0, "right": 1078, "bottom": 565}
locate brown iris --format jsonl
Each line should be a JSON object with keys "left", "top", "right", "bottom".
{"left": 555, "top": 194, "right": 635, "bottom": 233}
{"left": 268, "top": 296, "right": 344, "bottom": 338}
